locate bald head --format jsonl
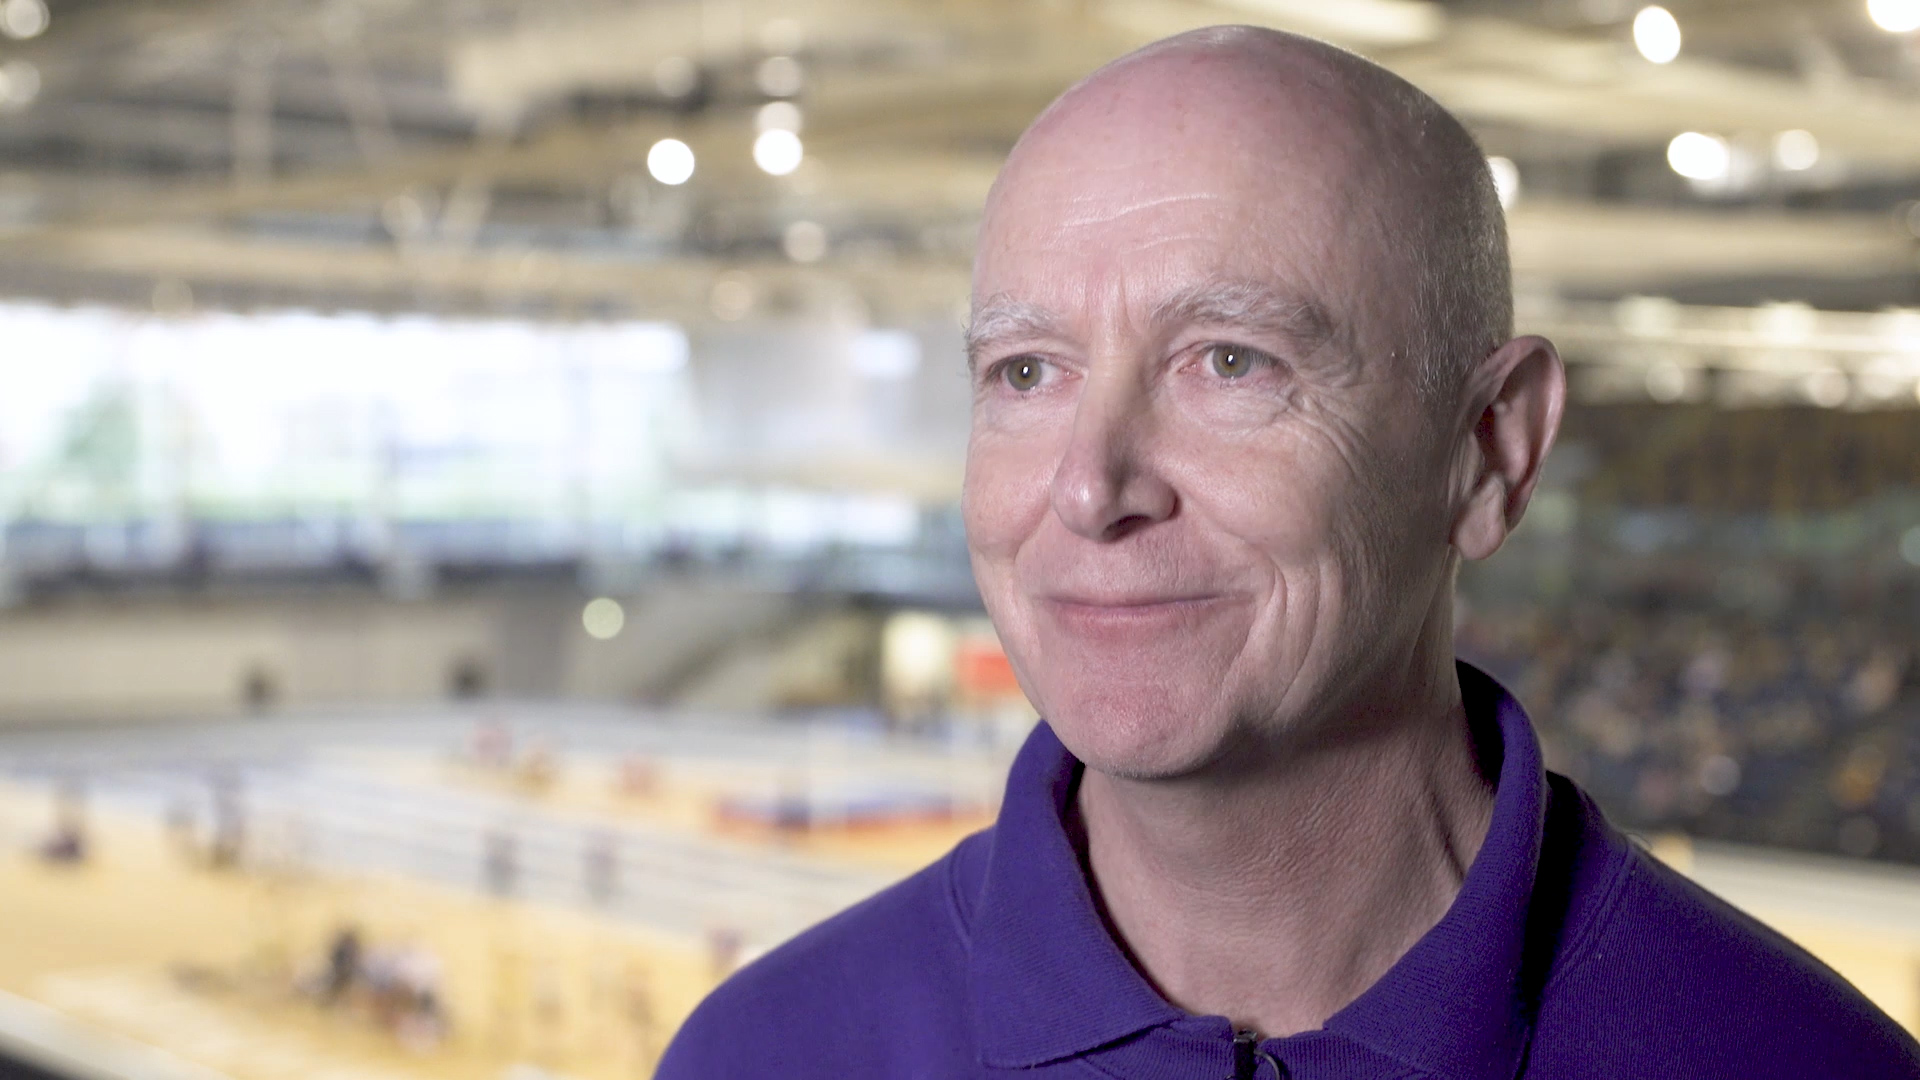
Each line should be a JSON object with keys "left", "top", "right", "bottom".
{"left": 962, "top": 27, "right": 1563, "bottom": 783}
{"left": 976, "top": 26, "right": 1510, "bottom": 401}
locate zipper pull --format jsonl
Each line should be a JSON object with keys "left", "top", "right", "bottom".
{"left": 1231, "top": 1030, "right": 1259, "bottom": 1080}
{"left": 1230, "top": 1029, "right": 1289, "bottom": 1080}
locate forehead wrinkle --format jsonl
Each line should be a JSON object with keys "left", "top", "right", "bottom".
{"left": 1052, "top": 191, "right": 1232, "bottom": 230}
{"left": 1063, "top": 229, "right": 1230, "bottom": 257}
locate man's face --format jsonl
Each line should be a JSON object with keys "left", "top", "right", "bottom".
{"left": 963, "top": 64, "right": 1460, "bottom": 779}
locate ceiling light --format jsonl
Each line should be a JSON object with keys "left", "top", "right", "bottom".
{"left": 1616, "top": 295, "right": 1680, "bottom": 337}
{"left": 756, "top": 55, "right": 803, "bottom": 98}
{"left": 753, "top": 129, "right": 804, "bottom": 176}
{"left": 647, "top": 138, "right": 695, "bottom": 185}
{"left": 1858, "top": 366, "right": 1907, "bottom": 401}
{"left": 582, "top": 597, "right": 625, "bottom": 640}
{"left": 1644, "top": 364, "right": 1687, "bottom": 403}
{"left": 1211, "top": 0, "right": 1443, "bottom": 47}
{"left": 0, "top": 59, "right": 38, "bottom": 111}
{"left": 756, "top": 101, "right": 803, "bottom": 134}
{"left": 1772, "top": 129, "right": 1820, "bottom": 172}
{"left": 0, "top": 0, "right": 49, "bottom": 40}
{"left": 782, "top": 220, "right": 828, "bottom": 263}
{"left": 1486, "top": 156, "right": 1520, "bottom": 210}
{"left": 1754, "top": 301, "right": 1819, "bottom": 344}
{"left": 1633, "top": 6, "right": 1681, "bottom": 63}
{"left": 1801, "top": 369, "right": 1850, "bottom": 408}
{"left": 710, "top": 274, "right": 755, "bottom": 321}
{"left": 381, "top": 193, "right": 428, "bottom": 240}
{"left": 1667, "top": 132, "right": 1729, "bottom": 181}
{"left": 1875, "top": 307, "right": 1920, "bottom": 349}
{"left": 1868, "top": 0, "right": 1920, "bottom": 33}
{"left": 654, "top": 56, "right": 698, "bottom": 99}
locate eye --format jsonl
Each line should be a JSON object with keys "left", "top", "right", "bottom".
{"left": 1204, "top": 343, "right": 1271, "bottom": 379}
{"left": 1002, "top": 356, "right": 1045, "bottom": 391}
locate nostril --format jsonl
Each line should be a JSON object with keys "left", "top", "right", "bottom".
{"left": 1101, "top": 513, "right": 1154, "bottom": 542}
{"left": 1099, "top": 488, "right": 1178, "bottom": 541}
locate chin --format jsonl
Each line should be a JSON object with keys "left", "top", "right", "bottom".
{"left": 1034, "top": 677, "right": 1238, "bottom": 781}
{"left": 989, "top": 591, "right": 1265, "bottom": 780}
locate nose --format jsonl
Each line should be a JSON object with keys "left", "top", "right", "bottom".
{"left": 1048, "top": 374, "right": 1177, "bottom": 542}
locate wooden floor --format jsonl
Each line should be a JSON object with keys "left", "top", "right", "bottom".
{"left": 0, "top": 784, "right": 718, "bottom": 1080}
{"left": 0, "top": 714, "right": 1915, "bottom": 1079}
{"left": 0, "top": 709, "right": 1007, "bottom": 1080}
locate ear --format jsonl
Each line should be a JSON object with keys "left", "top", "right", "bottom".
{"left": 1449, "top": 335, "right": 1566, "bottom": 562}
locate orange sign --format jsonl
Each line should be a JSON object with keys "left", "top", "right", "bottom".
{"left": 954, "top": 640, "right": 1021, "bottom": 699}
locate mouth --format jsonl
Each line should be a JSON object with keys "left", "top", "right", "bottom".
{"left": 1041, "top": 594, "right": 1232, "bottom": 632}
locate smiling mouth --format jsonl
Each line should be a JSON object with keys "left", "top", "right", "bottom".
{"left": 1048, "top": 594, "right": 1220, "bottom": 609}
{"left": 1043, "top": 595, "right": 1230, "bottom": 626}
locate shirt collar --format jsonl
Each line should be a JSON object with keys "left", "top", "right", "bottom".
{"left": 966, "top": 661, "right": 1549, "bottom": 1079}
{"left": 967, "top": 718, "right": 1183, "bottom": 1068}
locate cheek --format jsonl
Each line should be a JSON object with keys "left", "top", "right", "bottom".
{"left": 1231, "top": 413, "right": 1441, "bottom": 632}
{"left": 962, "top": 429, "right": 1057, "bottom": 560}
{"left": 1166, "top": 375, "right": 1295, "bottom": 436}
{"left": 1165, "top": 407, "right": 1415, "bottom": 635}
{"left": 1168, "top": 420, "right": 1346, "bottom": 562}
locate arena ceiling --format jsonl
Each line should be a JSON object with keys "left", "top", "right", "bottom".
{"left": 0, "top": 0, "right": 1916, "bottom": 360}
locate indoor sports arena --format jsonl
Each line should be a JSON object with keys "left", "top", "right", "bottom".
{"left": 2, "top": 1, "right": 1920, "bottom": 1077}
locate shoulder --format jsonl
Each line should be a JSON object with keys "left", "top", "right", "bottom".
{"left": 654, "top": 829, "right": 992, "bottom": 1079}
{"left": 1531, "top": 782, "right": 1920, "bottom": 1079}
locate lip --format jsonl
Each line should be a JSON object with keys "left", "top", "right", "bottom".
{"left": 1042, "top": 594, "right": 1231, "bottom": 628}
{"left": 1045, "top": 594, "right": 1224, "bottom": 610}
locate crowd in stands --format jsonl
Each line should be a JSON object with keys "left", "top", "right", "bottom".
{"left": 1459, "top": 580, "right": 1920, "bottom": 864}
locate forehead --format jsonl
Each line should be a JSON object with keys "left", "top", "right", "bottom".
{"left": 974, "top": 79, "right": 1385, "bottom": 326}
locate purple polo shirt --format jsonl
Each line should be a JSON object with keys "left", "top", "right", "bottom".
{"left": 658, "top": 663, "right": 1920, "bottom": 1078}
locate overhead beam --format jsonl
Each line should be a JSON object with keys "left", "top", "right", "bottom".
{"left": 9, "top": 198, "right": 1913, "bottom": 321}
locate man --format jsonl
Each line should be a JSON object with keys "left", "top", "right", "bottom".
{"left": 659, "top": 27, "right": 1920, "bottom": 1079}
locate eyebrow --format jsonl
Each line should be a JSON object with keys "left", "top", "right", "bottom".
{"left": 964, "top": 296, "right": 1059, "bottom": 374}
{"left": 964, "top": 280, "right": 1337, "bottom": 374}
{"left": 1149, "top": 280, "right": 1338, "bottom": 355}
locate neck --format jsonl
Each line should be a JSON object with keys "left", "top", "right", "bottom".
{"left": 1074, "top": 628, "right": 1494, "bottom": 1038}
